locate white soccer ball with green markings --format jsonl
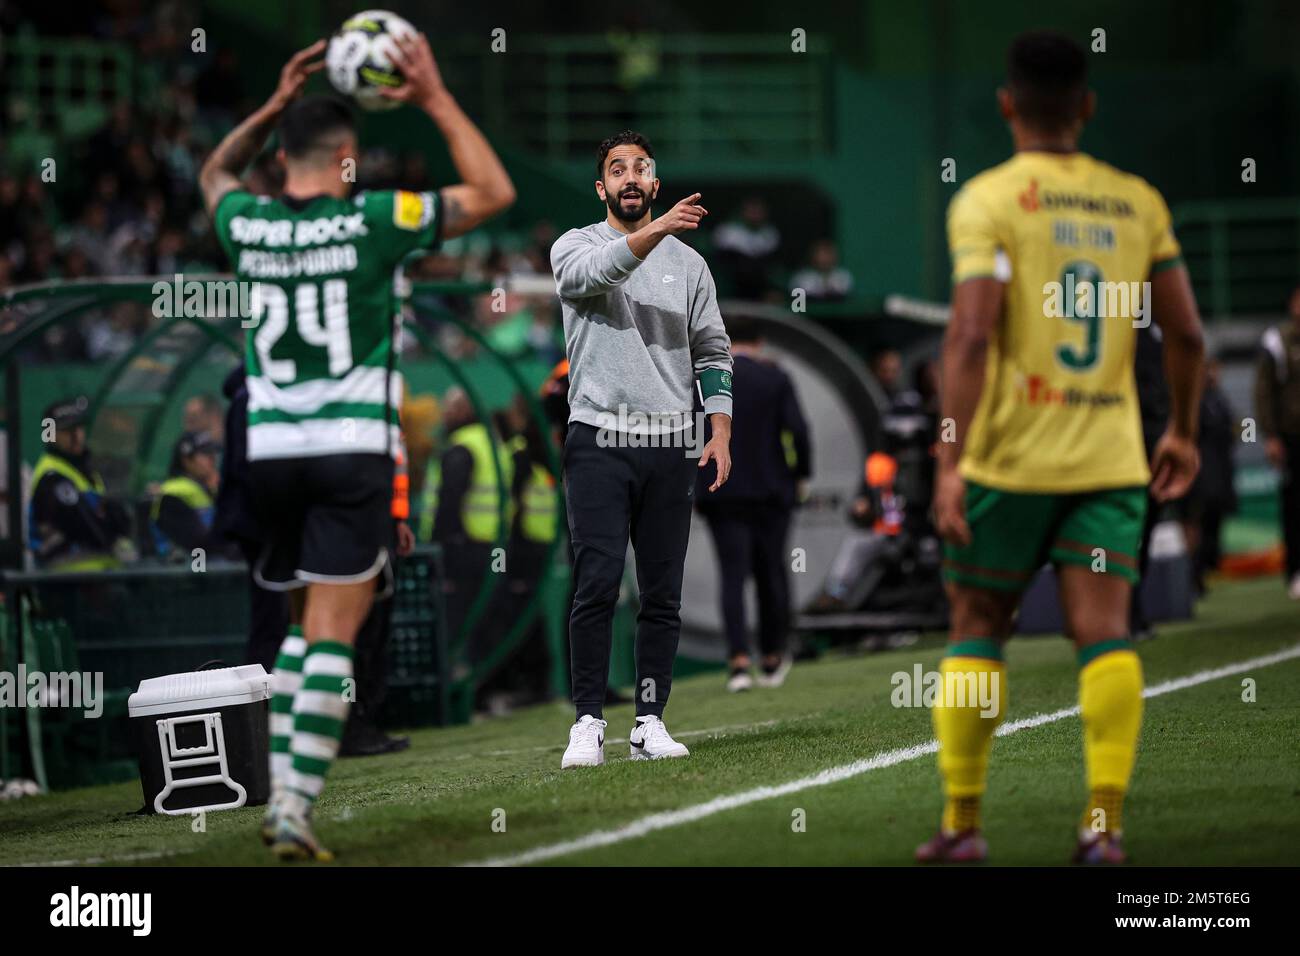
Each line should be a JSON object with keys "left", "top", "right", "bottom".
{"left": 326, "top": 9, "right": 418, "bottom": 112}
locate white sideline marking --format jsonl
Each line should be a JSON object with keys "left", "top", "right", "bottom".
{"left": 14, "top": 849, "right": 175, "bottom": 867}
{"left": 466, "top": 643, "right": 1300, "bottom": 867}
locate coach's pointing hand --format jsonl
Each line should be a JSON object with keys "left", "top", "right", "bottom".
{"left": 628, "top": 193, "right": 709, "bottom": 259}
{"left": 657, "top": 194, "right": 709, "bottom": 235}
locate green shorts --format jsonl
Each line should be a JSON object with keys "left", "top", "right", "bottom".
{"left": 943, "top": 481, "right": 1147, "bottom": 591}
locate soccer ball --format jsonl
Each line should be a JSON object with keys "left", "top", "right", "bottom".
{"left": 326, "top": 9, "right": 418, "bottom": 112}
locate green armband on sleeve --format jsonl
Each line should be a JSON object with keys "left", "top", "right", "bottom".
{"left": 699, "top": 367, "right": 733, "bottom": 401}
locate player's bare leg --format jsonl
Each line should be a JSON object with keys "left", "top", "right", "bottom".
{"left": 946, "top": 582, "right": 1020, "bottom": 647}
{"left": 916, "top": 582, "right": 1016, "bottom": 863}
{"left": 302, "top": 578, "right": 376, "bottom": 645}
{"left": 270, "top": 578, "right": 377, "bottom": 862}
{"left": 1057, "top": 564, "right": 1143, "bottom": 864}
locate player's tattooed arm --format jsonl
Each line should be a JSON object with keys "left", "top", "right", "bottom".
{"left": 199, "top": 40, "right": 326, "bottom": 216}
{"left": 381, "top": 32, "right": 516, "bottom": 239}
{"left": 438, "top": 191, "right": 467, "bottom": 239}
{"left": 199, "top": 109, "right": 279, "bottom": 216}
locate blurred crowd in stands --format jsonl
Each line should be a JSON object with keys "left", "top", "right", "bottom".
{"left": 0, "top": 2, "right": 854, "bottom": 370}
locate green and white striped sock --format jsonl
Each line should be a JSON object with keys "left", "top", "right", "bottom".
{"left": 284, "top": 640, "right": 354, "bottom": 819}
{"left": 269, "top": 625, "right": 306, "bottom": 806}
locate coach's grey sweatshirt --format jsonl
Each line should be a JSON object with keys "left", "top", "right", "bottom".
{"left": 551, "top": 221, "right": 733, "bottom": 435}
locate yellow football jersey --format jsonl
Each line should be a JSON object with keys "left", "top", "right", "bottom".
{"left": 947, "top": 151, "right": 1183, "bottom": 493}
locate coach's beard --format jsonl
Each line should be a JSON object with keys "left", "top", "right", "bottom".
{"left": 608, "top": 186, "right": 651, "bottom": 223}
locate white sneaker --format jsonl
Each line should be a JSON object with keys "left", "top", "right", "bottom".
{"left": 756, "top": 655, "right": 793, "bottom": 688}
{"left": 629, "top": 715, "right": 690, "bottom": 760}
{"left": 1288, "top": 573, "right": 1300, "bottom": 600}
{"left": 561, "top": 715, "right": 607, "bottom": 768}
{"left": 726, "top": 668, "right": 754, "bottom": 693}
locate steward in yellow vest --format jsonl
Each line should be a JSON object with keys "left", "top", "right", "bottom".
{"left": 422, "top": 420, "right": 514, "bottom": 546}
{"left": 151, "top": 431, "right": 221, "bottom": 558}
{"left": 28, "top": 396, "right": 132, "bottom": 571}
{"left": 507, "top": 433, "right": 559, "bottom": 546}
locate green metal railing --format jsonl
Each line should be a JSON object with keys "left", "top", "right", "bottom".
{"left": 1174, "top": 197, "right": 1300, "bottom": 318}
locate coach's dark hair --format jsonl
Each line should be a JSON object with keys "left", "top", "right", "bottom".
{"left": 1006, "top": 30, "right": 1088, "bottom": 133}
{"left": 279, "top": 95, "right": 357, "bottom": 160}
{"left": 595, "top": 130, "right": 655, "bottom": 178}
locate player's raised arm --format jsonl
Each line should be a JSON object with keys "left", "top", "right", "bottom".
{"left": 198, "top": 39, "right": 326, "bottom": 216}
{"left": 933, "top": 276, "right": 1004, "bottom": 546}
{"left": 379, "top": 32, "right": 515, "bottom": 239}
{"left": 1148, "top": 264, "right": 1206, "bottom": 501}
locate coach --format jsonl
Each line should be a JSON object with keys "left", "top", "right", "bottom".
{"left": 550, "top": 130, "right": 733, "bottom": 768}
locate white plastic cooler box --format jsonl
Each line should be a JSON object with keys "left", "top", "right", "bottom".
{"left": 128, "top": 664, "right": 272, "bottom": 815}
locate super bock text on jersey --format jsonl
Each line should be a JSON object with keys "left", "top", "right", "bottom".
{"left": 214, "top": 188, "right": 441, "bottom": 461}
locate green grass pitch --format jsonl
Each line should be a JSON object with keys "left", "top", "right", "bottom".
{"left": 2, "top": 576, "right": 1297, "bottom": 866}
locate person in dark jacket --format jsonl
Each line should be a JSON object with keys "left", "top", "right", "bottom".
{"left": 1131, "top": 322, "right": 1170, "bottom": 639}
{"left": 28, "top": 396, "right": 133, "bottom": 570}
{"left": 1185, "top": 357, "right": 1238, "bottom": 593}
{"left": 696, "top": 318, "right": 811, "bottom": 691}
{"left": 1254, "top": 286, "right": 1300, "bottom": 596}
{"left": 211, "top": 367, "right": 290, "bottom": 670}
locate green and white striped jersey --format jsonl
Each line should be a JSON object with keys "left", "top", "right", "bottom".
{"left": 214, "top": 188, "right": 441, "bottom": 460}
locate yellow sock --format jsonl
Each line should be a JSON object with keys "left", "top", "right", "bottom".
{"left": 942, "top": 795, "right": 982, "bottom": 833}
{"left": 1078, "top": 643, "right": 1143, "bottom": 836}
{"left": 1083, "top": 786, "right": 1125, "bottom": 836}
{"left": 933, "top": 640, "right": 1007, "bottom": 834}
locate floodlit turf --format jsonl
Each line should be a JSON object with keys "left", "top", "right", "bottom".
{"left": 1, "top": 576, "right": 1297, "bottom": 867}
